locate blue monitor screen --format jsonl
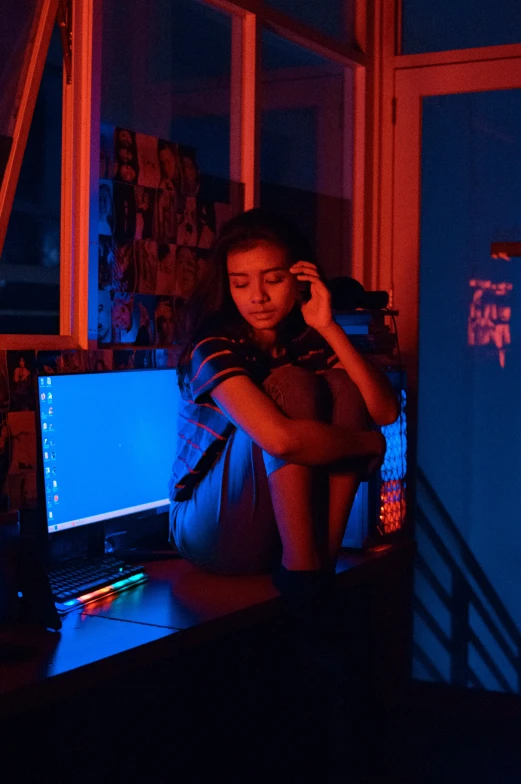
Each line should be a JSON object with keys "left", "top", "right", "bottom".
{"left": 37, "top": 369, "right": 179, "bottom": 533}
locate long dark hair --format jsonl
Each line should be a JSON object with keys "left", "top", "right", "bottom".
{"left": 176, "top": 209, "right": 325, "bottom": 373}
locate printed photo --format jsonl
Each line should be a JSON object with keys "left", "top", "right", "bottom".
{"left": 112, "top": 243, "right": 137, "bottom": 293}
{"left": 86, "top": 349, "right": 113, "bottom": 372}
{"left": 98, "top": 290, "right": 112, "bottom": 344}
{"left": 155, "top": 186, "right": 178, "bottom": 244}
{"left": 0, "top": 351, "right": 10, "bottom": 412}
{"left": 154, "top": 348, "right": 169, "bottom": 368}
{"left": 112, "top": 182, "right": 136, "bottom": 247}
{"left": 8, "top": 471, "right": 37, "bottom": 511}
{"left": 99, "top": 236, "right": 115, "bottom": 291}
{"left": 135, "top": 239, "right": 158, "bottom": 294}
{"left": 99, "top": 180, "right": 114, "bottom": 235}
{"left": 154, "top": 297, "right": 176, "bottom": 347}
{"left": 179, "top": 145, "right": 200, "bottom": 197}
{"left": 100, "top": 123, "right": 114, "bottom": 179}
{"left": 133, "top": 349, "right": 154, "bottom": 369}
{"left": 112, "top": 294, "right": 138, "bottom": 344}
{"left": 7, "top": 411, "right": 36, "bottom": 473}
{"left": 7, "top": 352, "right": 35, "bottom": 412}
{"left": 135, "top": 186, "right": 156, "bottom": 240}
{"left": 111, "top": 294, "right": 155, "bottom": 346}
{"left": 35, "top": 351, "right": 61, "bottom": 375}
{"left": 158, "top": 140, "right": 181, "bottom": 192}
{"left": 197, "top": 200, "right": 216, "bottom": 249}
{"left": 156, "top": 243, "right": 177, "bottom": 295}
{"left": 113, "top": 350, "right": 134, "bottom": 370}
{"left": 0, "top": 414, "right": 10, "bottom": 482}
{"left": 136, "top": 132, "right": 161, "bottom": 189}
{"left": 114, "top": 127, "right": 139, "bottom": 184}
{"left": 195, "top": 249, "right": 211, "bottom": 284}
{"left": 177, "top": 195, "right": 198, "bottom": 247}
{"left": 175, "top": 246, "right": 198, "bottom": 299}
{"left": 134, "top": 296, "right": 156, "bottom": 346}
{"left": 59, "top": 351, "right": 85, "bottom": 373}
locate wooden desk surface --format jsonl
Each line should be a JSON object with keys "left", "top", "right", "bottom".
{"left": 0, "top": 543, "right": 414, "bottom": 718}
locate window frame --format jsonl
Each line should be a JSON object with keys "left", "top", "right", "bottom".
{"left": 0, "top": 0, "right": 368, "bottom": 348}
{"left": 0, "top": 0, "right": 95, "bottom": 350}
{"left": 206, "top": 0, "right": 367, "bottom": 279}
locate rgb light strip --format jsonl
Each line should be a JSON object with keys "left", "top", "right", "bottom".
{"left": 62, "top": 572, "right": 148, "bottom": 609}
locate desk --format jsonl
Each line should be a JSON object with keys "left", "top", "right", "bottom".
{"left": 0, "top": 543, "right": 414, "bottom": 782}
{"left": 1, "top": 544, "right": 413, "bottom": 712}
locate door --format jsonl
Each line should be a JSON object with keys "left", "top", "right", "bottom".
{"left": 394, "top": 59, "right": 521, "bottom": 692}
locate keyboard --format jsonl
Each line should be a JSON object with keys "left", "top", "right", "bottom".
{"left": 48, "top": 555, "right": 148, "bottom": 613}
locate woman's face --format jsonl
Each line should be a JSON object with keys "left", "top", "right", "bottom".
{"left": 227, "top": 241, "right": 297, "bottom": 336}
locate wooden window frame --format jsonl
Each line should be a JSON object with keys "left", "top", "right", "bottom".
{"left": 0, "top": 0, "right": 95, "bottom": 350}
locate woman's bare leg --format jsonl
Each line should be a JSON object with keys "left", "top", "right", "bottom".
{"left": 323, "top": 369, "right": 370, "bottom": 566}
{"left": 268, "top": 463, "right": 327, "bottom": 570}
{"left": 327, "top": 472, "right": 360, "bottom": 565}
{"left": 262, "top": 367, "right": 329, "bottom": 571}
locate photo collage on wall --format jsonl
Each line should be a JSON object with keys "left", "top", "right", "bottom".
{"left": 98, "top": 125, "right": 234, "bottom": 348}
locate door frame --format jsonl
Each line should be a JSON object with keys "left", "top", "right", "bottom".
{"left": 393, "top": 56, "right": 521, "bottom": 383}
{"left": 392, "top": 56, "right": 521, "bottom": 530}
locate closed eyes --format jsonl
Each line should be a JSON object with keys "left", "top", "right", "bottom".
{"left": 232, "top": 277, "right": 285, "bottom": 289}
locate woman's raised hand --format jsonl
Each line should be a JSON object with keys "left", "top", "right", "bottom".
{"left": 290, "top": 261, "right": 333, "bottom": 332}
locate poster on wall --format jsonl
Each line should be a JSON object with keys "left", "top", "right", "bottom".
{"left": 97, "top": 125, "right": 237, "bottom": 349}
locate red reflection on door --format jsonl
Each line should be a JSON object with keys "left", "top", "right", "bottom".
{"left": 468, "top": 279, "right": 512, "bottom": 368}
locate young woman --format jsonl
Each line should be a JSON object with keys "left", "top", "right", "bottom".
{"left": 169, "top": 209, "right": 399, "bottom": 594}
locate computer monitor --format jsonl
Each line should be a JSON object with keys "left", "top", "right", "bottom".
{"left": 36, "top": 369, "right": 179, "bottom": 534}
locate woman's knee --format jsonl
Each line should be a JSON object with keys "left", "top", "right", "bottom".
{"left": 263, "top": 365, "right": 325, "bottom": 420}
{"left": 323, "top": 368, "right": 370, "bottom": 429}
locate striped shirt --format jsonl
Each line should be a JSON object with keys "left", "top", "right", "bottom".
{"left": 169, "top": 327, "right": 338, "bottom": 501}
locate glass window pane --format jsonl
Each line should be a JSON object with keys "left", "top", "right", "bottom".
{"left": 261, "top": 30, "right": 353, "bottom": 280}
{"left": 101, "top": 0, "right": 232, "bottom": 180}
{"left": 266, "top": 0, "right": 353, "bottom": 44}
{"left": 0, "top": 0, "right": 45, "bottom": 187}
{"left": 402, "top": 0, "right": 521, "bottom": 54}
{"left": 0, "top": 25, "right": 62, "bottom": 335}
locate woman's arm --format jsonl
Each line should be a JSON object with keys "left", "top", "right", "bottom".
{"left": 290, "top": 261, "right": 400, "bottom": 426}
{"left": 320, "top": 322, "right": 399, "bottom": 426}
{"left": 211, "top": 375, "right": 385, "bottom": 466}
